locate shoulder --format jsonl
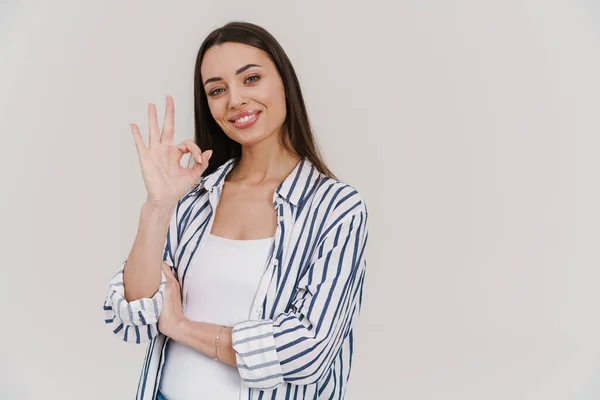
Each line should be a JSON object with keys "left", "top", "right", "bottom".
{"left": 310, "top": 175, "right": 368, "bottom": 219}
{"left": 302, "top": 176, "right": 369, "bottom": 254}
{"left": 302, "top": 175, "right": 368, "bottom": 244}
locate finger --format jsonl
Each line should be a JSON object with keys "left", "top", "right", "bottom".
{"left": 176, "top": 140, "right": 204, "bottom": 164}
{"left": 162, "top": 263, "right": 180, "bottom": 286}
{"left": 193, "top": 149, "right": 213, "bottom": 169}
{"left": 188, "top": 149, "right": 213, "bottom": 178}
{"left": 148, "top": 103, "right": 160, "bottom": 148}
{"left": 130, "top": 123, "right": 147, "bottom": 157}
{"left": 161, "top": 261, "right": 173, "bottom": 275}
{"left": 198, "top": 149, "right": 213, "bottom": 166}
{"left": 160, "top": 95, "right": 175, "bottom": 144}
{"left": 180, "top": 150, "right": 209, "bottom": 184}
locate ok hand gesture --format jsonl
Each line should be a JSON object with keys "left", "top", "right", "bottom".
{"left": 130, "top": 95, "right": 212, "bottom": 207}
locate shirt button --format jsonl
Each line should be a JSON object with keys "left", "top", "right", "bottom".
{"left": 272, "top": 259, "right": 278, "bottom": 265}
{"left": 255, "top": 307, "right": 263, "bottom": 317}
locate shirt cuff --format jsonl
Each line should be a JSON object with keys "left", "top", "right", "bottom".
{"left": 231, "top": 319, "right": 285, "bottom": 390}
{"left": 103, "top": 260, "right": 166, "bottom": 343}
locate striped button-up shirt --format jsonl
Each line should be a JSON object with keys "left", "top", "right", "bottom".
{"left": 103, "top": 156, "right": 369, "bottom": 399}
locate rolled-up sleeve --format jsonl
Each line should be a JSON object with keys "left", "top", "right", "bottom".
{"left": 103, "top": 261, "right": 168, "bottom": 344}
{"left": 231, "top": 207, "right": 369, "bottom": 389}
{"left": 103, "top": 199, "right": 181, "bottom": 344}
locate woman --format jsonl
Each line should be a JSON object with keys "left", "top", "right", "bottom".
{"left": 103, "top": 21, "right": 369, "bottom": 400}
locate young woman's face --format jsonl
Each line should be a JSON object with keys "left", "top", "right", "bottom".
{"left": 200, "top": 42, "right": 287, "bottom": 146}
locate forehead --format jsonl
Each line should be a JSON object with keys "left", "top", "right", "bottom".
{"left": 201, "top": 42, "right": 272, "bottom": 78}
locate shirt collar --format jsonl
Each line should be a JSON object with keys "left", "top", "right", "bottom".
{"left": 198, "top": 156, "right": 322, "bottom": 207}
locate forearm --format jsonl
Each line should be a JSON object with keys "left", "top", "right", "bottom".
{"left": 123, "top": 201, "right": 177, "bottom": 302}
{"left": 172, "top": 320, "right": 237, "bottom": 368}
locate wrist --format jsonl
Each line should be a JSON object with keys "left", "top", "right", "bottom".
{"left": 214, "top": 324, "right": 227, "bottom": 361}
{"left": 171, "top": 317, "right": 190, "bottom": 342}
{"left": 142, "top": 200, "right": 178, "bottom": 214}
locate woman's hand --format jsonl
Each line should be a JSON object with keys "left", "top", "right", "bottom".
{"left": 158, "top": 262, "right": 187, "bottom": 339}
{"left": 130, "top": 95, "right": 213, "bottom": 207}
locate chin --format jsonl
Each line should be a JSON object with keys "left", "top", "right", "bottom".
{"left": 236, "top": 136, "right": 268, "bottom": 147}
{"left": 238, "top": 130, "right": 277, "bottom": 146}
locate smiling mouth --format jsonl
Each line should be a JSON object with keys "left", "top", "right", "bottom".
{"left": 230, "top": 111, "right": 261, "bottom": 129}
{"left": 229, "top": 111, "right": 260, "bottom": 123}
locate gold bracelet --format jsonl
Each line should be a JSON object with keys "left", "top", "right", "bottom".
{"left": 214, "top": 325, "right": 226, "bottom": 361}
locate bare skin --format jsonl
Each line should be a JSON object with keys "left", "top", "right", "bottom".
{"left": 210, "top": 179, "right": 279, "bottom": 240}
{"left": 202, "top": 40, "right": 301, "bottom": 240}
{"left": 127, "top": 42, "right": 303, "bottom": 368}
{"left": 124, "top": 96, "right": 213, "bottom": 303}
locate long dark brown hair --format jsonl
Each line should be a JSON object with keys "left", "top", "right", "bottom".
{"left": 192, "top": 21, "right": 337, "bottom": 179}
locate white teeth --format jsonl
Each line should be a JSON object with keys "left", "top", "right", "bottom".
{"left": 234, "top": 114, "right": 256, "bottom": 123}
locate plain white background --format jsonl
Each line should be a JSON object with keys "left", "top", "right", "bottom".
{"left": 1, "top": 1, "right": 599, "bottom": 399}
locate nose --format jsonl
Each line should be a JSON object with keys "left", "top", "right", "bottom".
{"left": 228, "top": 88, "right": 247, "bottom": 110}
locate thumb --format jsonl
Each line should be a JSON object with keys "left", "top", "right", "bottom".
{"left": 192, "top": 149, "right": 213, "bottom": 177}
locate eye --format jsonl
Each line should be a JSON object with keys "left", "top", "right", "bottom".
{"left": 208, "top": 75, "right": 260, "bottom": 97}
{"left": 208, "top": 87, "right": 224, "bottom": 97}
{"left": 245, "top": 74, "right": 260, "bottom": 84}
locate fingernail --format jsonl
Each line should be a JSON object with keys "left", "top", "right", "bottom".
{"left": 196, "top": 154, "right": 203, "bottom": 164}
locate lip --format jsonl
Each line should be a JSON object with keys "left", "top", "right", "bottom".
{"left": 229, "top": 110, "right": 261, "bottom": 129}
{"left": 228, "top": 110, "right": 260, "bottom": 122}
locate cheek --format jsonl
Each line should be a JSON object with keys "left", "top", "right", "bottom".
{"left": 262, "top": 85, "right": 287, "bottom": 118}
{"left": 207, "top": 101, "right": 226, "bottom": 121}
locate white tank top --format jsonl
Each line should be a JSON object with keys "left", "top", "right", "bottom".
{"left": 159, "top": 233, "right": 273, "bottom": 399}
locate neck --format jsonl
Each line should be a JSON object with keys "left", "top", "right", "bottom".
{"left": 227, "top": 132, "right": 301, "bottom": 185}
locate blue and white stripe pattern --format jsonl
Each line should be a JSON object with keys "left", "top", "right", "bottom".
{"left": 103, "top": 156, "right": 369, "bottom": 399}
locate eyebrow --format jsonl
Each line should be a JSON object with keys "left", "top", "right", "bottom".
{"left": 203, "top": 64, "right": 262, "bottom": 86}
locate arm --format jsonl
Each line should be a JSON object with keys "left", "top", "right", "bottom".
{"left": 230, "top": 209, "right": 369, "bottom": 389}
{"left": 102, "top": 200, "right": 181, "bottom": 343}
{"left": 170, "top": 321, "right": 237, "bottom": 368}
{"left": 171, "top": 205, "right": 369, "bottom": 388}
{"left": 124, "top": 201, "right": 177, "bottom": 301}
{"left": 155, "top": 262, "right": 237, "bottom": 367}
